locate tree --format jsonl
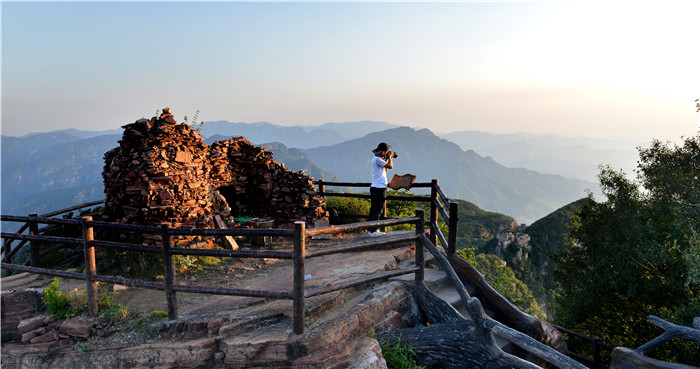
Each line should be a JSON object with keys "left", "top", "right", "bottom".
{"left": 553, "top": 135, "right": 700, "bottom": 363}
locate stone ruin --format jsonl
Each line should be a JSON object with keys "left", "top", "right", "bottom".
{"left": 102, "top": 108, "right": 327, "bottom": 246}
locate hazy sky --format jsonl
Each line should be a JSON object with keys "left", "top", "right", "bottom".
{"left": 2, "top": 1, "right": 699, "bottom": 141}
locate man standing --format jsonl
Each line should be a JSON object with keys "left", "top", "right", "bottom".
{"left": 368, "top": 142, "right": 395, "bottom": 236}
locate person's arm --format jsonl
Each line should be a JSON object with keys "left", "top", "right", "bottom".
{"left": 384, "top": 155, "right": 393, "bottom": 170}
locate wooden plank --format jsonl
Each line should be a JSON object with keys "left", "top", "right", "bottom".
{"left": 214, "top": 215, "right": 238, "bottom": 250}
{"left": 388, "top": 173, "right": 417, "bottom": 190}
{"left": 304, "top": 266, "right": 421, "bottom": 298}
{"left": 305, "top": 216, "right": 420, "bottom": 237}
{"left": 306, "top": 232, "right": 418, "bottom": 258}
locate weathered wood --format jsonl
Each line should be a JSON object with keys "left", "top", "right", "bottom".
{"left": 415, "top": 209, "right": 425, "bottom": 283}
{"left": 92, "top": 274, "right": 164, "bottom": 289}
{"left": 0, "top": 263, "right": 85, "bottom": 280}
{"left": 304, "top": 216, "right": 420, "bottom": 237}
{"left": 435, "top": 224, "right": 449, "bottom": 248}
{"left": 293, "top": 221, "right": 306, "bottom": 334}
{"left": 434, "top": 197, "right": 449, "bottom": 222}
{"left": 436, "top": 184, "right": 450, "bottom": 207}
{"left": 82, "top": 217, "right": 98, "bottom": 317}
{"left": 168, "top": 247, "right": 294, "bottom": 259}
{"left": 161, "top": 224, "right": 178, "bottom": 320}
{"left": 305, "top": 267, "right": 421, "bottom": 298}
{"left": 417, "top": 234, "right": 493, "bottom": 340}
{"left": 635, "top": 316, "right": 700, "bottom": 355}
{"left": 41, "top": 199, "right": 105, "bottom": 218}
{"left": 318, "top": 192, "right": 431, "bottom": 202}
{"left": 29, "top": 214, "right": 39, "bottom": 268}
{"left": 1, "top": 232, "right": 83, "bottom": 245}
{"left": 313, "top": 180, "right": 433, "bottom": 188}
{"left": 377, "top": 321, "right": 541, "bottom": 369}
{"left": 387, "top": 173, "right": 416, "bottom": 190}
{"left": 447, "top": 252, "right": 551, "bottom": 343}
{"left": 415, "top": 281, "right": 464, "bottom": 323}
{"left": 214, "top": 214, "right": 238, "bottom": 250}
{"left": 611, "top": 347, "right": 699, "bottom": 369}
{"left": 429, "top": 179, "right": 439, "bottom": 246}
{"left": 171, "top": 284, "right": 293, "bottom": 299}
{"left": 305, "top": 232, "right": 418, "bottom": 258}
{"left": 413, "top": 269, "right": 586, "bottom": 369}
{"left": 447, "top": 201, "right": 459, "bottom": 255}
{"left": 485, "top": 319, "right": 587, "bottom": 369}
{"left": 1, "top": 214, "right": 82, "bottom": 226}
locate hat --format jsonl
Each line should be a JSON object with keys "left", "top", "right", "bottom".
{"left": 373, "top": 142, "right": 390, "bottom": 153}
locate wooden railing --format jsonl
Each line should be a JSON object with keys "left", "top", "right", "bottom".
{"left": 1, "top": 200, "right": 104, "bottom": 265}
{"left": 315, "top": 179, "right": 459, "bottom": 255}
{"left": 553, "top": 324, "right": 615, "bottom": 369}
{"left": 1, "top": 209, "right": 425, "bottom": 334}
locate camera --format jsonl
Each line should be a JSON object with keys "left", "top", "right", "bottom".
{"left": 373, "top": 149, "right": 398, "bottom": 160}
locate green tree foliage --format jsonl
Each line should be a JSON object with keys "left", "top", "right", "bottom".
{"left": 504, "top": 198, "right": 590, "bottom": 313}
{"left": 457, "top": 249, "right": 546, "bottom": 319}
{"left": 455, "top": 199, "right": 517, "bottom": 249}
{"left": 554, "top": 135, "right": 700, "bottom": 363}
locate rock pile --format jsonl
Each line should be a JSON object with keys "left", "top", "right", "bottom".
{"left": 210, "top": 139, "right": 325, "bottom": 227}
{"left": 102, "top": 108, "right": 326, "bottom": 246}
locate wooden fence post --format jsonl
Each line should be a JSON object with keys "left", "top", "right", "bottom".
{"left": 448, "top": 202, "right": 459, "bottom": 256}
{"left": 293, "top": 221, "right": 306, "bottom": 334}
{"left": 29, "top": 213, "right": 39, "bottom": 268}
{"left": 415, "top": 209, "right": 425, "bottom": 284}
{"left": 161, "top": 224, "right": 178, "bottom": 320}
{"left": 430, "top": 180, "right": 439, "bottom": 247}
{"left": 593, "top": 339, "right": 601, "bottom": 369}
{"left": 318, "top": 179, "right": 325, "bottom": 196}
{"left": 82, "top": 216, "right": 99, "bottom": 316}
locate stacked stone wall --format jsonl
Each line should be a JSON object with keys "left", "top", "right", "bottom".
{"left": 101, "top": 108, "right": 326, "bottom": 246}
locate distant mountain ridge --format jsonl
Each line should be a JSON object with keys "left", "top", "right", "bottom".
{"left": 199, "top": 120, "right": 399, "bottom": 149}
{"left": 3, "top": 121, "right": 599, "bottom": 225}
{"left": 441, "top": 130, "right": 642, "bottom": 183}
{"left": 303, "top": 127, "right": 597, "bottom": 223}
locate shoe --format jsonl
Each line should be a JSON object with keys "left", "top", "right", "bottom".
{"left": 368, "top": 231, "right": 385, "bottom": 237}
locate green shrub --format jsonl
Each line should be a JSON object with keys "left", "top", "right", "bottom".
{"left": 456, "top": 250, "right": 546, "bottom": 319}
{"left": 41, "top": 278, "right": 69, "bottom": 319}
{"left": 104, "top": 304, "right": 130, "bottom": 325}
{"left": 151, "top": 310, "right": 168, "bottom": 319}
{"left": 379, "top": 337, "right": 428, "bottom": 369}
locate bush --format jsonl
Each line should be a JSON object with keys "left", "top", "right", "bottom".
{"left": 379, "top": 337, "right": 428, "bottom": 369}
{"left": 41, "top": 278, "right": 70, "bottom": 319}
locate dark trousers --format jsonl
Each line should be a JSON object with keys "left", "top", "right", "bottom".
{"left": 368, "top": 187, "right": 387, "bottom": 232}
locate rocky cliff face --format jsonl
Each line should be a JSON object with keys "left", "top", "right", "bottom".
{"left": 494, "top": 226, "right": 531, "bottom": 261}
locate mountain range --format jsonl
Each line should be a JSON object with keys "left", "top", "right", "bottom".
{"left": 441, "top": 130, "right": 642, "bottom": 183}
{"left": 1, "top": 119, "right": 632, "bottom": 225}
{"left": 302, "top": 127, "right": 597, "bottom": 223}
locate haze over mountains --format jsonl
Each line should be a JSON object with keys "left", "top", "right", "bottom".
{"left": 1, "top": 119, "right": 639, "bottom": 225}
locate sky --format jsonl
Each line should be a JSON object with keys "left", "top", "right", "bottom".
{"left": 2, "top": 1, "right": 699, "bottom": 142}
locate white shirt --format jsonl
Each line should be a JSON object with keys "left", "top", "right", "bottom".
{"left": 371, "top": 156, "right": 388, "bottom": 188}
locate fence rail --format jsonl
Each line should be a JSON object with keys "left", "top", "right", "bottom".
{"left": 315, "top": 179, "right": 459, "bottom": 254}
{"left": 1, "top": 207, "right": 425, "bottom": 334}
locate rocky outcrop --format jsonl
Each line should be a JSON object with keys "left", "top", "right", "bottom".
{"left": 1, "top": 282, "right": 414, "bottom": 368}
{"left": 494, "top": 226, "right": 531, "bottom": 260}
